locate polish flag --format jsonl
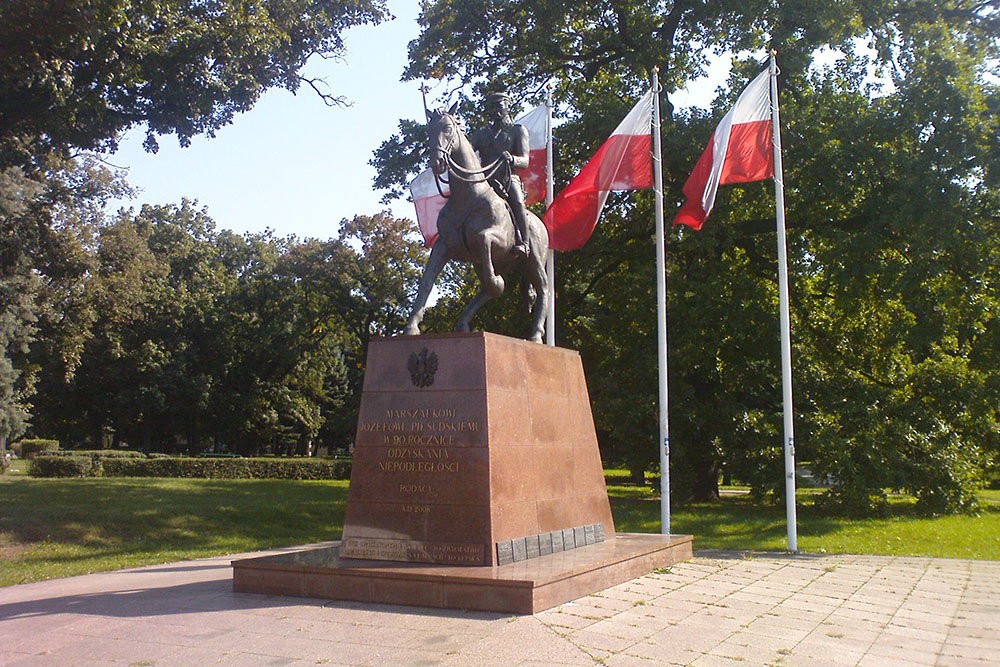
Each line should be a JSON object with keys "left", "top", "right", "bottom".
{"left": 673, "top": 69, "right": 773, "bottom": 230}
{"left": 409, "top": 103, "right": 548, "bottom": 247}
{"left": 543, "top": 90, "right": 653, "bottom": 251}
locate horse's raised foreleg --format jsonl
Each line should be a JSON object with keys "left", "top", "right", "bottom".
{"left": 403, "top": 242, "right": 448, "bottom": 336}
{"left": 455, "top": 237, "right": 504, "bottom": 333}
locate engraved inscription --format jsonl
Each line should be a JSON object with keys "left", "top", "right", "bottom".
{"left": 512, "top": 537, "right": 527, "bottom": 562}
{"left": 525, "top": 535, "right": 540, "bottom": 560}
{"left": 539, "top": 532, "right": 553, "bottom": 556}
{"left": 551, "top": 530, "right": 564, "bottom": 553}
{"left": 563, "top": 528, "right": 576, "bottom": 550}
{"left": 497, "top": 540, "right": 514, "bottom": 566}
{"left": 341, "top": 537, "right": 484, "bottom": 565}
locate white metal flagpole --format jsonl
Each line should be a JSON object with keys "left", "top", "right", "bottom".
{"left": 651, "top": 67, "right": 670, "bottom": 535}
{"left": 545, "top": 82, "right": 556, "bottom": 346}
{"left": 770, "top": 51, "right": 798, "bottom": 552}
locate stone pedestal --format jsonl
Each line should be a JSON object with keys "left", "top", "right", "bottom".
{"left": 232, "top": 332, "right": 693, "bottom": 613}
{"left": 339, "top": 332, "right": 615, "bottom": 567}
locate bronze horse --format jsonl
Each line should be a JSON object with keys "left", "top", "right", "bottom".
{"left": 402, "top": 106, "right": 549, "bottom": 343}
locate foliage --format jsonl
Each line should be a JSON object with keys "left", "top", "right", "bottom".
{"left": 42, "top": 449, "right": 144, "bottom": 458}
{"left": 29, "top": 454, "right": 99, "bottom": 477}
{"left": 0, "top": 155, "right": 122, "bottom": 457}
{"left": 0, "top": 0, "right": 388, "bottom": 169}
{"left": 17, "top": 439, "right": 59, "bottom": 458}
{"left": 100, "top": 456, "right": 351, "bottom": 479}
{"left": 1, "top": 0, "right": 391, "bottom": 457}
{"left": 30, "top": 205, "right": 423, "bottom": 454}
{"left": 374, "top": 0, "right": 1000, "bottom": 512}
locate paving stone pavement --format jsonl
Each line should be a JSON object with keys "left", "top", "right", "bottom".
{"left": 1, "top": 545, "right": 998, "bottom": 666}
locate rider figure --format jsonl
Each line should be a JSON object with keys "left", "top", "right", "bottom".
{"left": 469, "top": 91, "right": 531, "bottom": 257}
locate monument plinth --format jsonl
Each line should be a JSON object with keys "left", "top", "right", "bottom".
{"left": 340, "top": 332, "right": 615, "bottom": 566}
{"left": 233, "top": 332, "right": 692, "bottom": 613}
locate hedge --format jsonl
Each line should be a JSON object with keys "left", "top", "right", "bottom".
{"left": 19, "top": 439, "right": 59, "bottom": 459}
{"left": 44, "top": 450, "right": 144, "bottom": 459}
{"left": 102, "top": 457, "right": 351, "bottom": 480}
{"left": 29, "top": 455, "right": 100, "bottom": 477}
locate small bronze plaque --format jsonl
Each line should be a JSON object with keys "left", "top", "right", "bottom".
{"left": 512, "top": 537, "right": 527, "bottom": 562}
{"left": 551, "top": 530, "right": 564, "bottom": 552}
{"left": 525, "top": 535, "right": 540, "bottom": 560}
{"left": 563, "top": 528, "right": 576, "bottom": 550}
{"left": 496, "top": 540, "right": 514, "bottom": 565}
{"left": 595, "top": 523, "right": 606, "bottom": 542}
{"left": 584, "top": 524, "right": 596, "bottom": 545}
{"left": 574, "top": 526, "right": 586, "bottom": 548}
{"left": 539, "top": 532, "right": 553, "bottom": 556}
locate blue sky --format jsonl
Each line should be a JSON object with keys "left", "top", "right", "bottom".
{"left": 104, "top": 1, "right": 729, "bottom": 241}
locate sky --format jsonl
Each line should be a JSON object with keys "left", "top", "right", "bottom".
{"left": 103, "top": 0, "right": 730, "bottom": 241}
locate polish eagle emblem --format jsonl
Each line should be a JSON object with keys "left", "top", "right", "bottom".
{"left": 407, "top": 348, "right": 438, "bottom": 388}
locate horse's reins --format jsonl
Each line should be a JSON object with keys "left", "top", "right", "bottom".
{"left": 430, "top": 114, "right": 508, "bottom": 198}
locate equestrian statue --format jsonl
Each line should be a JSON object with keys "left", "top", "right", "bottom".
{"left": 402, "top": 92, "right": 549, "bottom": 343}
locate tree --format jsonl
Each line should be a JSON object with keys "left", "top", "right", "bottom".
{"left": 373, "top": 0, "right": 1000, "bottom": 512}
{"left": 1, "top": 154, "right": 124, "bottom": 455}
{"left": 2, "top": 0, "right": 389, "bottom": 449}
{"left": 0, "top": 0, "right": 388, "bottom": 168}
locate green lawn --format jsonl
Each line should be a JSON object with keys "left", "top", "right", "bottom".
{"left": 0, "top": 472, "right": 348, "bottom": 587}
{"left": 609, "top": 483, "right": 1000, "bottom": 560}
{"left": 2, "top": 465, "right": 998, "bottom": 587}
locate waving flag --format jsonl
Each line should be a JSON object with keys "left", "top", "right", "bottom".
{"left": 409, "top": 103, "right": 548, "bottom": 247}
{"left": 543, "top": 91, "right": 653, "bottom": 251}
{"left": 673, "top": 69, "right": 773, "bottom": 230}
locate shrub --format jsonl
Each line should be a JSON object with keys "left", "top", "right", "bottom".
{"left": 45, "top": 450, "right": 144, "bottom": 460}
{"left": 19, "top": 439, "right": 59, "bottom": 459}
{"left": 102, "top": 457, "right": 351, "bottom": 480}
{"left": 30, "top": 455, "right": 100, "bottom": 478}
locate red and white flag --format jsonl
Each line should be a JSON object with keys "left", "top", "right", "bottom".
{"left": 543, "top": 91, "right": 653, "bottom": 251}
{"left": 409, "top": 103, "right": 548, "bottom": 247}
{"left": 673, "top": 69, "right": 773, "bottom": 230}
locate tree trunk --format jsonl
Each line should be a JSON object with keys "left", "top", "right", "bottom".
{"left": 690, "top": 457, "right": 720, "bottom": 502}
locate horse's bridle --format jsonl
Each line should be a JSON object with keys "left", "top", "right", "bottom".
{"left": 430, "top": 113, "right": 507, "bottom": 199}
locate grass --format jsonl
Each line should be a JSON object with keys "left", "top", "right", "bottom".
{"left": 0, "top": 468, "right": 348, "bottom": 587}
{"left": 2, "top": 463, "right": 998, "bottom": 587}
{"left": 607, "top": 481, "right": 1000, "bottom": 560}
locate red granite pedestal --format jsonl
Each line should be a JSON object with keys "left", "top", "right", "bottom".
{"left": 232, "top": 332, "right": 693, "bottom": 613}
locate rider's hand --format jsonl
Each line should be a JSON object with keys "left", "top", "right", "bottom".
{"left": 502, "top": 151, "right": 513, "bottom": 165}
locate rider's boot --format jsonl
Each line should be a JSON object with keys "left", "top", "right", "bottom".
{"left": 512, "top": 205, "right": 530, "bottom": 258}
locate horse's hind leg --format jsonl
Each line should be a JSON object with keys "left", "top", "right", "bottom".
{"left": 403, "top": 242, "right": 448, "bottom": 336}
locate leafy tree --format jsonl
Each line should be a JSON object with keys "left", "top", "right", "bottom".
{"left": 3, "top": 0, "right": 390, "bottom": 451}
{"left": 373, "top": 0, "right": 1000, "bottom": 512}
{"left": 0, "top": 0, "right": 388, "bottom": 168}
{"left": 1, "top": 154, "right": 124, "bottom": 456}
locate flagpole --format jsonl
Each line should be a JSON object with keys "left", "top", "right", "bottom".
{"left": 545, "top": 82, "right": 556, "bottom": 346}
{"left": 651, "top": 67, "right": 670, "bottom": 536}
{"left": 770, "top": 51, "right": 798, "bottom": 552}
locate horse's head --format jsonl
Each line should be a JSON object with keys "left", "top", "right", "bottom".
{"left": 426, "top": 101, "right": 461, "bottom": 176}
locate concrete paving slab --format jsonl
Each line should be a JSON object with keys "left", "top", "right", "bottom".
{"left": 2, "top": 549, "right": 999, "bottom": 666}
